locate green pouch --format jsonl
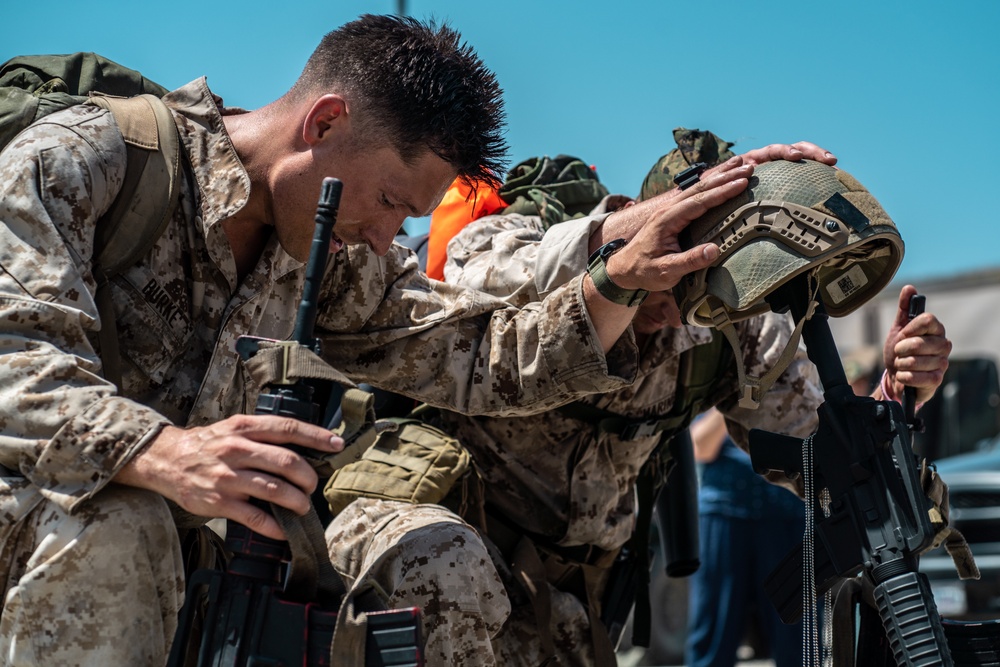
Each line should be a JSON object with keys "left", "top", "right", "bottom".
{"left": 323, "top": 418, "right": 471, "bottom": 516}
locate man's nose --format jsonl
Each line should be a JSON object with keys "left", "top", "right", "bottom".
{"left": 368, "top": 215, "right": 408, "bottom": 256}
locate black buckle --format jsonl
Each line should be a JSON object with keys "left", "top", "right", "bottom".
{"left": 673, "top": 162, "right": 708, "bottom": 191}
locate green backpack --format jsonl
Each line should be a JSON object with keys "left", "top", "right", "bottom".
{"left": 0, "top": 52, "right": 182, "bottom": 389}
{"left": 498, "top": 154, "right": 610, "bottom": 229}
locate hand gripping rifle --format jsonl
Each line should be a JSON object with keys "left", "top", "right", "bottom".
{"left": 749, "top": 275, "right": 953, "bottom": 666}
{"left": 167, "top": 178, "right": 424, "bottom": 667}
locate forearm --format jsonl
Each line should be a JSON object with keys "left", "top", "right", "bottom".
{"left": 0, "top": 345, "right": 170, "bottom": 511}
{"left": 0, "top": 109, "right": 168, "bottom": 509}
{"left": 318, "top": 249, "right": 638, "bottom": 416}
{"left": 445, "top": 211, "right": 610, "bottom": 303}
{"left": 581, "top": 271, "right": 640, "bottom": 353}
{"left": 0, "top": 305, "right": 169, "bottom": 508}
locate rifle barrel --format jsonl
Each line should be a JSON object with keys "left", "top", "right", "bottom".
{"left": 292, "top": 177, "right": 342, "bottom": 346}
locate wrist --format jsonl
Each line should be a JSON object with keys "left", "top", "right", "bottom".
{"left": 879, "top": 369, "right": 896, "bottom": 402}
{"left": 880, "top": 370, "right": 924, "bottom": 411}
{"left": 587, "top": 239, "right": 648, "bottom": 307}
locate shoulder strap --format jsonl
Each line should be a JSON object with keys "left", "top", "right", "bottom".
{"left": 87, "top": 93, "right": 182, "bottom": 390}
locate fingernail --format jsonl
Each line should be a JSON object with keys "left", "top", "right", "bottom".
{"left": 330, "top": 435, "right": 344, "bottom": 450}
{"left": 703, "top": 245, "right": 720, "bottom": 261}
{"left": 825, "top": 152, "right": 835, "bottom": 158}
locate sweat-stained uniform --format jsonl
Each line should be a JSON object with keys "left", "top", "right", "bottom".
{"left": 0, "top": 79, "right": 637, "bottom": 666}
{"left": 424, "top": 202, "right": 824, "bottom": 665}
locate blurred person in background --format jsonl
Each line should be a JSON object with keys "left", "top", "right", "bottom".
{"left": 687, "top": 407, "right": 804, "bottom": 667}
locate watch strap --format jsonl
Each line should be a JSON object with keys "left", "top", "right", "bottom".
{"left": 587, "top": 240, "right": 649, "bottom": 307}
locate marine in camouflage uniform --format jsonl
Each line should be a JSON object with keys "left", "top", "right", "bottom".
{"left": 435, "top": 164, "right": 823, "bottom": 667}
{"left": 428, "top": 131, "right": 951, "bottom": 666}
{"left": 322, "top": 133, "right": 822, "bottom": 667}
{"left": 323, "top": 111, "right": 953, "bottom": 664}
{"left": 0, "top": 76, "right": 640, "bottom": 665}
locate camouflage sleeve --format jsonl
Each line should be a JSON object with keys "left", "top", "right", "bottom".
{"left": 720, "top": 311, "right": 823, "bottom": 448}
{"left": 315, "top": 242, "right": 638, "bottom": 417}
{"left": 0, "top": 107, "right": 171, "bottom": 512}
{"left": 443, "top": 212, "right": 612, "bottom": 305}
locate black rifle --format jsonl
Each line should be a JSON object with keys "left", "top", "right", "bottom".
{"left": 167, "top": 177, "right": 423, "bottom": 667}
{"left": 749, "top": 275, "right": 952, "bottom": 666}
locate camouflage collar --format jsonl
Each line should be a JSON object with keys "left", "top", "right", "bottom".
{"left": 162, "top": 78, "right": 302, "bottom": 290}
{"left": 162, "top": 77, "right": 252, "bottom": 237}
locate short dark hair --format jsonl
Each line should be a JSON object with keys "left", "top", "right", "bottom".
{"left": 293, "top": 14, "right": 507, "bottom": 187}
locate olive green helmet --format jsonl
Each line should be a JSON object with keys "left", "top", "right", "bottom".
{"left": 673, "top": 159, "right": 904, "bottom": 328}
{"left": 669, "top": 158, "right": 903, "bottom": 408}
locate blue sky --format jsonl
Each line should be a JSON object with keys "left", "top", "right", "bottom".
{"left": 4, "top": 0, "right": 998, "bottom": 283}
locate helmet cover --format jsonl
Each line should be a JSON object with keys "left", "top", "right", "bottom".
{"left": 673, "top": 159, "right": 904, "bottom": 327}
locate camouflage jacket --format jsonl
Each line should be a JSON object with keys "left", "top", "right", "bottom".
{"left": 0, "top": 79, "right": 637, "bottom": 519}
{"left": 440, "top": 201, "right": 823, "bottom": 551}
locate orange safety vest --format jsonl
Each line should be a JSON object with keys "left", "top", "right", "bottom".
{"left": 426, "top": 178, "right": 506, "bottom": 280}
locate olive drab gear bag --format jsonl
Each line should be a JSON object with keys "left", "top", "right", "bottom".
{"left": 0, "top": 52, "right": 182, "bottom": 390}
{"left": 498, "top": 154, "right": 609, "bottom": 229}
{"left": 323, "top": 414, "right": 475, "bottom": 516}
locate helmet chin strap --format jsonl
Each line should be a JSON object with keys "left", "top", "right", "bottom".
{"left": 709, "top": 273, "right": 820, "bottom": 409}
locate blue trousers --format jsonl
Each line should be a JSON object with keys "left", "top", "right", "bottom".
{"left": 685, "top": 511, "right": 804, "bottom": 667}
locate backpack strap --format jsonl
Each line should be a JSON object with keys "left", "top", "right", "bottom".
{"left": 86, "top": 93, "right": 182, "bottom": 390}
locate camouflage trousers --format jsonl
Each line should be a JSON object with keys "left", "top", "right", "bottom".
{"left": 325, "top": 498, "right": 598, "bottom": 667}
{"left": 0, "top": 479, "right": 185, "bottom": 666}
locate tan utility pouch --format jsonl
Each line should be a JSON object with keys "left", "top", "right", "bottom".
{"left": 323, "top": 417, "right": 471, "bottom": 517}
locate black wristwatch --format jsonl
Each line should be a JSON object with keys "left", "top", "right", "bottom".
{"left": 587, "top": 239, "right": 649, "bottom": 307}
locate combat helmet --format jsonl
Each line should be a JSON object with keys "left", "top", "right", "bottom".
{"left": 673, "top": 159, "right": 904, "bottom": 407}
{"left": 674, "top": 159, "right": 903, "bottom": 326}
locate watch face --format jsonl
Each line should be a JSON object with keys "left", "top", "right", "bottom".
{"left": 600, "top": 238, "right": 627, "bottom": 259}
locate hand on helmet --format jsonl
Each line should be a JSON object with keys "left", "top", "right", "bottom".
{"left": 882, "top": 285, "right": 952, "bottom": 405}
{"left": 735, "top": 141, "right": 837, "bottom": 168}
{"left": 602, "top": 161, "right": 752, "bottom": 293}
{"left": 690, "top": 142, "right": 837, "bottom": 191}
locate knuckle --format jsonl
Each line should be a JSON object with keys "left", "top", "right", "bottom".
{"left": 274, "top": 449, "right": 300, "bottom": 470}
{"left": 228, "top": 414, "right": 254, "bottom": 431}
{"left": 215, "top": 438, "right": 243, "bottom": 458}
{"left": 278, "top": 417, "right": 300, "bottom": 438}
{"left": 260, "top": 477, "right": 283, "bottom": 499}
{"left": 301, "top": 468, "right": 319, "bottom": 493}
{"left": 243, "top": 507, "right": 271, "bottom": 532}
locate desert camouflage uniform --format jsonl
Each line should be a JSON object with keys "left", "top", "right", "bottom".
{"left": 324, "top": 197, "right": 825, "bottom": 666}
{"left": 0, "top": 78, "right": 637, "bottom": 666}
{"left": 445, "top": 206, "right": 822, "bottom": 550}
{"left": 432, "top": 202, "right": 825, "bottom": 664}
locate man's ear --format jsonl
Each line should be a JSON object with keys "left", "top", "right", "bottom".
{"left": 302, "top": 94, "right": 349, "bottom": 146}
